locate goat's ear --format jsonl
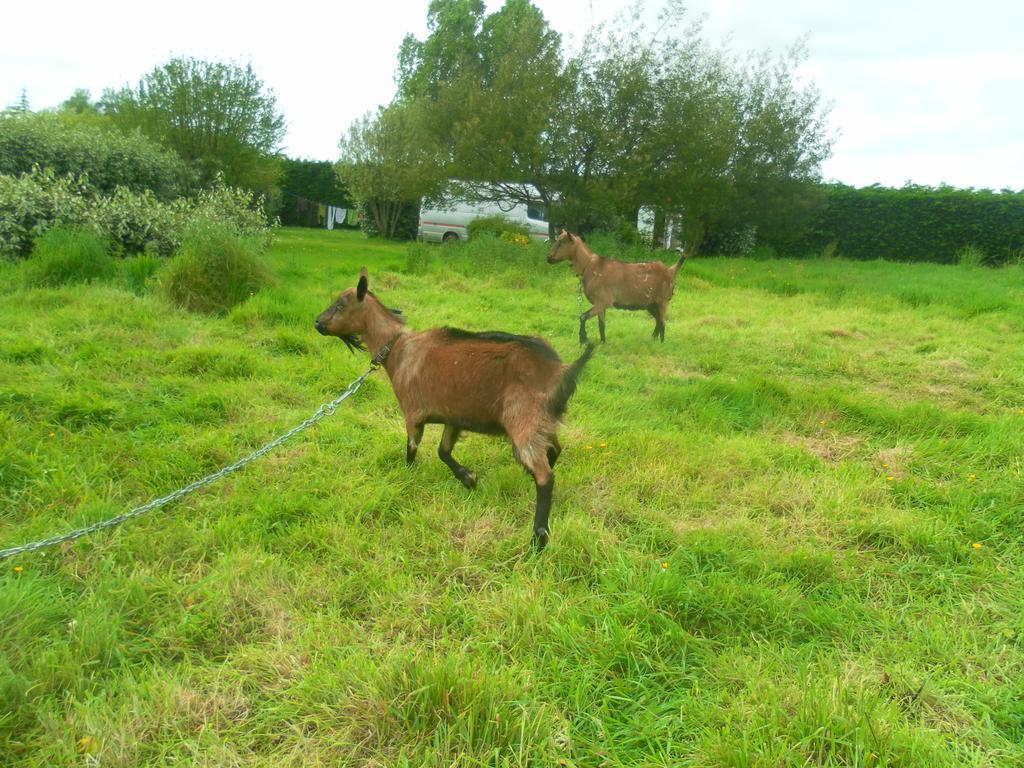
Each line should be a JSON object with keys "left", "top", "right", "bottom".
{"left": 566, "top": 231, "right": 575, "bottom": 241}
{"left": 357, "top": 267, "right": 368, "bottom": 301}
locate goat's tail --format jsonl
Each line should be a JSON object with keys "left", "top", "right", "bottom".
{"left": 670, "top": 249, "right": 687, "bottom": 276}
{"left": 549, "top": 344, "right": 596, "bottom": 419}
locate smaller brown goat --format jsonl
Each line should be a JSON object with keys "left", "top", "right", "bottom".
{"left": 547, "top": 230, "right": 686, "bottom": 343}
{"left": 315, "top": 269, "right": 594, "bottom": 550}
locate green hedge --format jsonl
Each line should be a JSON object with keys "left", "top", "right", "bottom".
{"left": 0, "top": 168, "right": 273, "bottom": 259}
{"left": 801, "top": 185, "right": 1024, "bottom": 264}
{"left": 0, "top": 113, "right": 194, "bottom": 200}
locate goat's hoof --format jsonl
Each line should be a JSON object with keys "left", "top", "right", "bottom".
{"left": 532, "top": 527, "right": 549, "bottom": 551}
{"left": 458, "top": 470, "right": 477, "bottom": 490}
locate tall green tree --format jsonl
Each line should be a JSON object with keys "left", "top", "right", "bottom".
{"left": 396, "top": 0, "right": 567, "bottom": 232}
{"left": 718, "top": 44, "right": 832, "bottom": 249}
{"left": 0, "top": 112, "right": 193, "bottom": 199}
{"left": 102, "top": 57, "right": 285, "bottom": 196}
{"left": 336, "top": 104, "right": 443, "bottom": 239}
{"left": 388, "top": 0, "right": 832, "bottom": 249}
{"left": 60, "top": 89, "right": 100, "bottom": 115}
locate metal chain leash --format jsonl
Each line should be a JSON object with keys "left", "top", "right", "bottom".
{"left": 0, "top": 348, "right": 393, "bottom": 562}
{"left": 577, "top": 279, "right": 584, "bottom": 311}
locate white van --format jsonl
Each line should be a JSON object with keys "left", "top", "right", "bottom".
{"left": 418, "top": 199, "right": 549, "bottom": 243}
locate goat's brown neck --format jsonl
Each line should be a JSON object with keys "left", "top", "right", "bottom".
{"left": 359, "top": 301, "right": 409, "bottom": 368}
{"left": 568, "top": 241, "right": 600, "bottom": 280}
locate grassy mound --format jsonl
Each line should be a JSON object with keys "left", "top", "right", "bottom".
{"left": 160, "top": 223, "right": 271, "bottom": 314}
{"left": 22, "top": 226, "right": 115, "bottom": 287}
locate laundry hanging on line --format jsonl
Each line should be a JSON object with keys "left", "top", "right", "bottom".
{"left": 325, "top": 205, "right": 349, "bottom": 230}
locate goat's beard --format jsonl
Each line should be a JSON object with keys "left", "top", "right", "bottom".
{"left": 338, "top": 334, "right": 366, "bottom": 353}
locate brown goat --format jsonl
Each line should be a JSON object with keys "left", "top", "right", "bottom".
{"left": 315, "top": 269, "right": 594, "bottom": 550}
{"left": 547, "top": 230, "right": 686, "bottom": 343}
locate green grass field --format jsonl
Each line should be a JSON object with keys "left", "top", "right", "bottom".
{"left": 2, "top": 228, "right": 1023, "bottom": 766}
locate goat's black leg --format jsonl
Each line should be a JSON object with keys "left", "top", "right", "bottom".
{"left": 439, "top": 425, "right": 476, "bottom": 489}
{"left": 648, "top": 304, "right": 666, "bottom": 342}
{"left": 546, "top": 438, "right": 562, "bottom": 469}
{"left": 532, "top": 472, "right": 554, "bottom": 551}
{"left": 406, "top": 421, "right": 424, "bottom": 465}
{"left": 579, "top": 306, "right": 603, "bottom": 344}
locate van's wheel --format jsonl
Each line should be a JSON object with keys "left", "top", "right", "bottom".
{"left": 442, "top": 232, "right": 460, "bottom": 243}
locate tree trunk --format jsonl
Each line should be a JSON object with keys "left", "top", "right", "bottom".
{"left": 653, "top": 208, "right": 666, "bottom": 248}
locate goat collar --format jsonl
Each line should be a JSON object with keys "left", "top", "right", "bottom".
{"left": 370, "top": 333, "right": 403, "bottom": 368}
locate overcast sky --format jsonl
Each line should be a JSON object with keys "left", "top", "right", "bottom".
{"left": 2, "top": 0, "right": 1021, "bottom": 190}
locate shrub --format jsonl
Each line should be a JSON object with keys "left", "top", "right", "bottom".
{"left": 183, "top": 181, "right": 276, "bottom": 249}
{"left": 23, "top": 226, "right": 115, "bottom": 287}
{"left": 751, "top": 243, "right": 779, "bottom": 261}
{"left": 119, "top": 253, "right": 163, "bottom": 295}
{"left": 0, "top": 169, "right": 92, "bottom": 259}
{"left": 0, "top": 113, "right": 193, "bottom": 200}
{"left": 499, "top": 231, "right": 531, "bottom": 247}
{"left": 88, "top": 185, "right": 180, "bottom": 257}
{"left": 955, "top": 245, "right": 986, "bottom": 268}
{"left": 801, "top": 184, "right": 1024, "bottom": 264}
{"left": 0, "top": 168, "right": 274, "bottom": 260}
{"left": 585, "top": 231, "right": 661, "bottom": 264}
{"left": 466, "top": 215, "right": 530, "bottom": 241}
{"left": 159, "top": 223, "right": 271, "bottom": 314}
{"left": 454, "top": 232, "right": 544, "bottom": 274}
{"left": 707, "top": 225, "right": 758, "bottom": 257}
{"left": 404, "top": 241, "right": 433, "bottom": 275}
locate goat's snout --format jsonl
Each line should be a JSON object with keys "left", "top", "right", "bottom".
{"left": 314, "top": 319, "right": 328, "bottom": 335}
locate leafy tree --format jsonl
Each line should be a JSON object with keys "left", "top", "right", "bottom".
{"left": 718, "top": 44, "right": 832, "bottom": 249}
{"left": 60, "top": 89, "right": 100, "bottom": 115}
{"left": 280, "top": 158, "right": 351, "bottom": 205}
{"left": 3, "top": 88, "right": 30, "bottom": 115}
{"left": 102, "top": 57, "right": 285, "bottom": 196}
{"left": 396, "top": 0, "right": 566, "bottom": 233}
{"left": 336, "top": 104, "right": 443, "bottom": 239}
{"left": 54, "top": 88, "right": 111, "bottom": 130}
{"left": 278, "top": 157, "right": 352, "bottom": 226}
{"left": 0, "top": 112, "right": 193, "bottom": 200}
{"left": 392, "top": 0, "right": 833, "bottom": 250}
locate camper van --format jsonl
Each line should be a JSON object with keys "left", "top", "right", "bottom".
{"left": 418, "top": 200, "right": 549, "bottom": 243}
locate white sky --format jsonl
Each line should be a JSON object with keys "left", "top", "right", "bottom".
{"left": 2, "top": 0, "right": 1022, "bottom": 190}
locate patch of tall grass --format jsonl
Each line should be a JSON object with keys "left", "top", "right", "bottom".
{"left": 22, "top": 225, "right": 115, "bottom": 287}
{"left": 159, "top": 223, "right": 272, "bottom": 314}
{"left": 118, "top": 253, "right": 163, "bottom": 296}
